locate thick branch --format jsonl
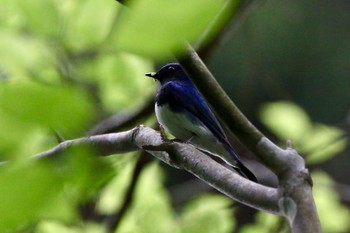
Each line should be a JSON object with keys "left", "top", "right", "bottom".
{"left": 177, "top": 46, "right": 268, "bottom": 165}
{"left": 34, "top": 125, "right": 280, "bottom": 214}
{"left": 175, "top": 45, "right": 322, "bottom": 233}
{"left": 258, "top": 138, "right": 321, "bottom": 232}
{"left": 177, "top": 45, "right": 299, "bottom": 176}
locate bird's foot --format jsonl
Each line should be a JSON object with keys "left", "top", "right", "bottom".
{"left": 169, "top": 138, "right": 183, "bottom": 143}
{"left": 158, "top": 124, "right": 169, "bottom": 142}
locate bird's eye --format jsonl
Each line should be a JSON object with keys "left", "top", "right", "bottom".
{"left": 168, "top": 66, "right": 175, "bottom": 71}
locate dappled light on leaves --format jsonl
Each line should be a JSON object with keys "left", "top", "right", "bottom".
{"left": 0, "top": 148, "right": 113, "bottom": 232}
{"left": 0, "top": 81, "right": 94, "bottom": 140}
{"left": 0, "top": 0, "right": 347, "bottom": 232}
{"left": 115, "top": 163, "right": 235, "bottom": 233}
{"left": 113, "top": 0, "right": 225, "bottom": 58}
{"left": 260, "top": 101, "right": 347, "bottom": 164}
{"left": 313, "top": 171, "right": 350, "bottom": 233}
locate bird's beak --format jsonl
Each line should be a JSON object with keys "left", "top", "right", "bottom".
{"left": 145, "top": 72, "right": 156, "bottom": 78}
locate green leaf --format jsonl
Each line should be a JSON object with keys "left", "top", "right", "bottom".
{"left": 0, "top": 80, "right": 95, "bottom": 159}
{"left": 180, "top": 194, "right": 234, "bottom": 233}
{"left": 91, "top": 53, "right": 154, "bottom": 111}
{"left": 259, "top": 101, "right": 311, "bottom": 141}
{"left": 0, "top": 81, "right": 94, "bottom": 135}
{"left": 36, "top": 220, "right": 106, "bottom": 233}
{"left": 15, "top": 0, "right": 59, "bottom": 37}
{"left": 303, "top": 124, "right": 347, "bottom": 164}
{"left": 55, "top": 147, "right": 115, "bottom": 204}
{"left": 116, "top": 163, "right": 234, "bottom": 233}
{"left": 0, "top": 111, "right": 42, "bottom": 158}
{"left": 97, "top": 155, "right": 136, "bottom": 213}
{"left": 118, "top": 163, "right": 177, "bottom": 233}
{"left": 0, "top": 161, "right": 64, "bottom": 231}
{"left": 113, "top": 0, "right": 225, "bottom": 58}
{"left": 312, "top": 171, "right": 350, "bottom": 233}
{"left": 239, "top": 212, "right": 284, "bottom": 233}
{"left": 0, "top": 147, "right": 114, "bottom": 232}
{"left": 77, "top": 51, "right": 154, "bottom": 111}
{"left": 62, "top": 0, "right": 119, "bottom": 50}
{"left": 0, "top": 32, "right": 59, "bottom": 82}
{"left": 259, "top": 101, "right": 347, "bottom": 164}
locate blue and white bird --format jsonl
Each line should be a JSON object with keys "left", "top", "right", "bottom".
{"left": 146, "top": 63, "right": 257, "bottom": 182}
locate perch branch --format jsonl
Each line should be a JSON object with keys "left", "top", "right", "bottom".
{"left": 34, "top": 125, "right": 280, "bottom": 214}
{"left": 175, "top": 44, "right": 321, "bottom": 233}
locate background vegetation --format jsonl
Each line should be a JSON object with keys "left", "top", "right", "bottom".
{"left": 0, "top": 0, "right": 349, "bottom": 232}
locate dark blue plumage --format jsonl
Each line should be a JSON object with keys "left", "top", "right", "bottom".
{"left": 146, "top": 63, "right": 257, "bottom": 182}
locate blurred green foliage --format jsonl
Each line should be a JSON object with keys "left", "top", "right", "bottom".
{"left": 0, "top": 0, "right": 349, "bottom": 232}
{"left": 113, "top": 0, "right": 224, "bottom": 58}
{"left": 239, "top": 172, "right": 350, "bottom": 233}
{"left": 0, "top": 0, "right": 236, "bottom": 232}
{"left": 0, "top": 149, "right": 114, "bottom": 232}
{"left": 108, "top": 163, "right": 234, "bottom": 233}
{"left": 259, "top": 101, "right": 350, "bottom": 232}
{"left": 312, "top": 171, "right": 350, "bottom": 232}
{"left": 208, "top": 1, "right": 350, "bottom": 230}
{"left": 260, "top": 101, "right": 347, "bottom": 164}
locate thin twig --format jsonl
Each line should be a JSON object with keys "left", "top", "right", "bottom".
{"left": 114, "top": 0, "right": 129, "bottom": 6}
{"left": 197, "top": 0, "right": 265, "bottom": 59}
{"left": 88, "top": 97, "right": 154, "bottom": 136}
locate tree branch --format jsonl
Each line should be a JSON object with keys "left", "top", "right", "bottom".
{"left": 175, "top": 45, "right": 322, "bottom": 233}
{"left": 35, "top": 129, "right": 138, "bottom": 159}
{"left": 177, "top": 44, "right": 304, "bottom": 175}
{"left": 34, "top": 125, "right": 280, "bottom": 214}
{"left": 197, "top": 0, "right": 264, "bottom": 58}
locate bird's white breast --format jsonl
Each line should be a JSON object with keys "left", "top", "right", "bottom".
{"left": 155, "top": 104, "right": 195, "bottom": 140}
{"left": 155, "top": 104, "right": 237, "bottom": 166}
{"left": 155, "top": 104, "right": 215, "bottom": 142}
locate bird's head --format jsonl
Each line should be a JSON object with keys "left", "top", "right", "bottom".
{"left": 145, "top": 63, "right": 188, "bottom": 84}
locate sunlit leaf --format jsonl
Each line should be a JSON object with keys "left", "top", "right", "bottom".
{"left": 115, "top": 163, "right": 235, "bottom": 233}
{"left": 0, "top": 32, "right": 59, "bottom": 82}
{"left": 36, "top": 220, "right": 105, "bottom": 233}
{"left": 63, "top": 0, "right": 119, "bottom": 49}
{"left": 58, "top": 148, "right": 115, "bottom": 203}
{"left": 0, "top": 147, "right": 114, "bottom": 232}
{"left": 0, "top": 161, "right": 64, "bottom": 232}
{"left": 180, "top": 194, "right": 234, "bottom": 233}
{"left": 312, "top": 171, "right": 350, "bottom": 233}
{"left": 114, "top": 0, "right": 225, "bottom": 58}
{"left": 97, "top": 155, "right": 136, "bottom": 213}
{"left": 259, "top": 101, "right": 347, "bottom": 164}
{"left": 303, "top": 124, "right": 347, "bottom": 164}
{"left": 15, "top": 0, "right": 59, "bottom": 37}
{"left": 118, "top": 163, "right": 177, "bottom": 233}
{"left": 239, "top": 211, "right": 285, "bottom": 233}
{"left": 0, "top": 81, "right": 93, "bottom": 135}
{"left": 259, "top": 101, "right": 311, "bottom": 141}
{"left": 0, "top": 111, "right": 41, "bottom": 159}
{"left": 95, "top": 53, "right": 154, "bottom": 111}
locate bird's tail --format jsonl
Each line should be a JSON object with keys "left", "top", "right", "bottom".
{"left": 222, "top": 143, "right": 257, "bottom": 182}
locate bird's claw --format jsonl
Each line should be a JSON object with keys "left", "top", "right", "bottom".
{"left": 158, "top": 124, "right": 169, "bottom": 141}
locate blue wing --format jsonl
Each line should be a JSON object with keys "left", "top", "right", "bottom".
{"left": 157, "top": 81, "right": 230, "bottom": 147}
{"left": 157, "top": 80, "right": 257, "bottom": 182}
